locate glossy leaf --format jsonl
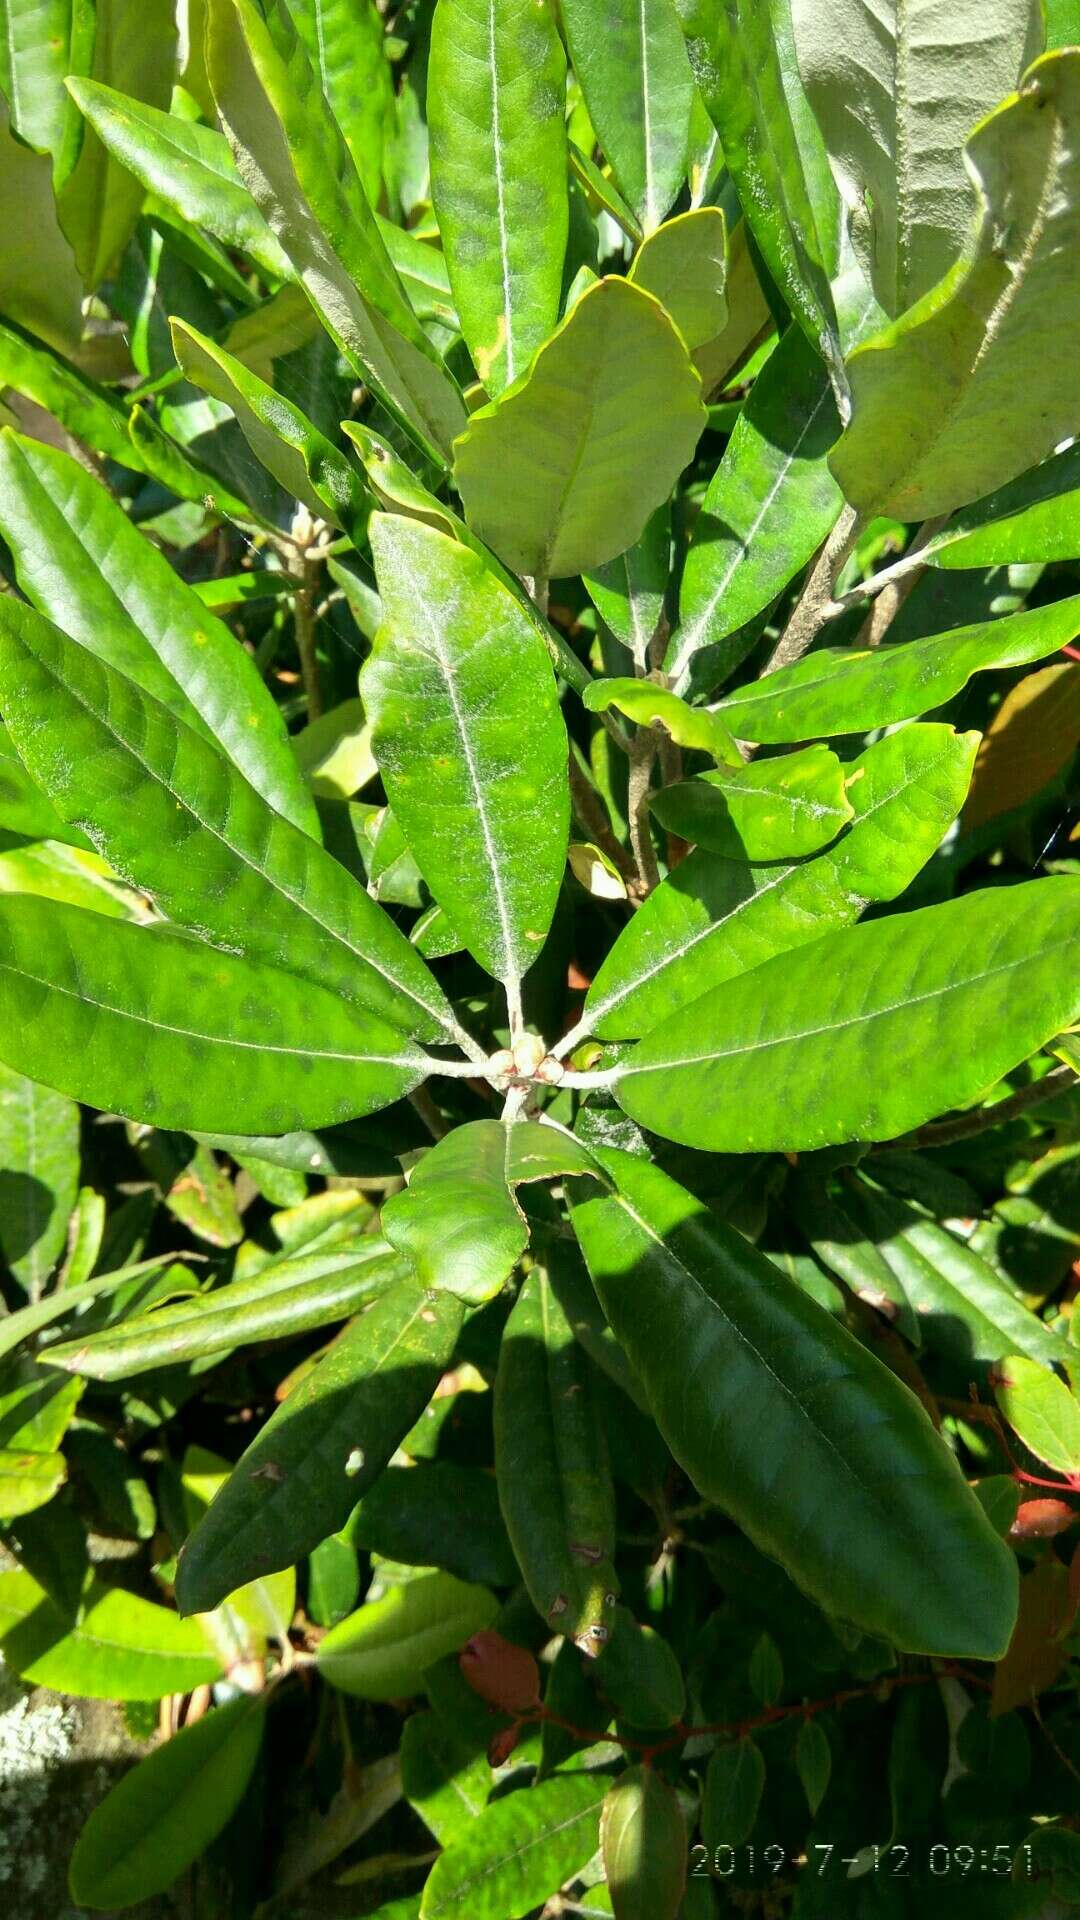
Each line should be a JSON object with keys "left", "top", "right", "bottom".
{"left": 650, "top": 744, "right": 853, "bottom": 861}
{"left": 790, "top": 0, "right": 1040, "bottom": 315}
{"left": 428, "top": 0, "right": 567, "bottom": 395}
{"left": 0, "top": 1449, "right": 66, "bottom": 1519}
{"left": 0, "top": 897, "right": 426, "bottom": 1136}
{"left": 495, "top": 1265, "right": 618, "bottom": 1649}
{"left": 616, "top": 880, "right": 1080, "bottom": 1152}
{"left": 288, "top": 0, "right": 394, "bottom": 206}
{"left": 668, "top": 325, "right": 844, "bottom": 689}
{"left": 993, "top": 1356, "right": 1080, "bottom": 1473}
{"left": 208, "top": 0, "right": 466, "bottom": 464}
{"left": 583, "top": 678, "right": 739, "bottom": 765}
{"left": 361, "top": 515, "right": 569, "bottom": 999}
{"left": 384, "top": 1120, "right": 600, "bottom": 1304}
{"left": 569, "top": 1149, "right": 1018, "bottom": 1655}
{"left": 677, "top": 0, "right": 844, "bottom": 402}
{"left": 317, "top": 1570, "right": 498, "bottom": 1699}
{"left": 702, "top": 1740, "right": 765, "bottom": 1849}
{"left": 716, "top": 594, "right": 1080, "bottom": 742}
{"left": 0, "top": 94, "right": 83, "bottom": 351}
{"left": 601, "top": 1765, "right": 687, "bottom": 1920}
{"left": 354, "top": 1464, "right": 518, "bottom": 1587}
{"left": 560, "top": 0, "right": 694, "bottom": 232}
{"left": 0, "top": 1569, "right": 221, "bottom": 1697}
{"left": 65, "top": 78, "right": 293, "bottom": 279}
{"left": 0, "top": 431, "right": 318, "bottom": 835}
{"left": 962, "top": 663, "right": 1080, "bottom": 830}
{"left": 0, "top": 723, "right": 85, "bottom": 847}
{"left": 172, "top": 319, "right": 368, "bottom": 529}
{"left": 925, "top": 443, "right": 1080, "bottom": 569}
{"left": 0, "top": 0, "right": 87, "bottom": 160}
{"left": 68, "top": 1696, "right": 265, "bottom": 1908}
{"left": 831, "top": 51, "right": 1080, "bottom": 519}
{"left": 44, "top": 1245, "right": 403, "bottom": 1380}
{"left": 0, "top": 596, "right": 457, "bottom": 1043}
{"left": 0, "top": 316, "right": 193, "bottom": 483}
{"left": 419, "top": 1771, "right": 609, "bottom": 1919}
{"left": 0, "top": 1062, "right": 79, "bottom": 1298}
{"left": 175, "top": 1279, "right": 463, "bottom": 1613}
{"left": 628, "top": 207, "right": 727, "bottom": 370}
{"left": 583, "top": 506, "right": 669, "bottom": 671}
{"left": 453, "top": 276, "right": 706, "bottom": 580}
{"left": 581, "top": 724, "right": 977, "bottom": 1039}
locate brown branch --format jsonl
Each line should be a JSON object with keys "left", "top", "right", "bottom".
{"left": 881, "top": 1065, "right": 1075, "bottom": 1151}
{"left": 761, "top": 505, "right": 860, "bottom": 677}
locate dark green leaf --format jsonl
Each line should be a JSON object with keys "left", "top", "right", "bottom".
{"left": 601, "top": 1765, "right": 687, "bottom": 1920}
{"left": 353, "top": 1463, "right": 518, "bottom": 1587}
{"left": 419, "top": 1771, "right": 609, "bottom": 1919}
{"left": 0, "top": 1061, "right": 79, "bottom": 1297}
{"left": 702, "top": 1740, "right": 765, "bottom": 1849}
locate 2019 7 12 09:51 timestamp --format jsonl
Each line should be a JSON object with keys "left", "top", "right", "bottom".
{"left": 689, "top": 1841, "right": 1035, "bottom": 1880}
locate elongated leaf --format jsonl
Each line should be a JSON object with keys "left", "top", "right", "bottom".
{"left": 453, "top": 276, "right": 705, "bottom": 579}
{"left": 0, "top": 431, "right": 317, "bottom": 835}
{"left": 0, "top": 1569, "right": 222, "bottom": 1696}
{"left": 791, "top": 0, "right": 1039, "bottom": 315}
{"left": 628, "top": 207, "right": 727, "bottom": 369}
{"left": 0, "top": 0, "right": 86, "bottom": 160}
{"left": 0, "top": 316, "right": 201, "bottom": 484}
{"left": 583, "top": 506, "right": 669, "bottom": 671}
{"left": 717, "top": 594, "right": 1080, "bottom": 742}
{"left": 570, "top": 1149, "right": 1017, "bottom": 1655}
{"left": 702, "top": 1740, "right": 765, "bottom": 1849}
{"left": 677, "top": 0, "right": 844, "bottom": 402}
{"left": 0, "top": 1061, "right": 79, "bottom": 1297}
{"left": 927, "top": 445, "right": 1080, "bottom": 570}
{"left": 208, "top": 0, "right": 466, "bottom": 463}
{"left": 419, "top": 1771, "right": 610, "bottom": 1919}
{"left": 601, "top": 1766, "right": 687, "bottom": 1920}
{"left": 0, "top": 722, "right": 86, "bottom": 847}
{"left": 354, "top": 1463, "right": 518, "bottom": 1587}
{"left": 69, "top": 1696, "right": 265, "bottom": 1907}
{"left": 495, "top": 1266, "right": 618, "bottom": 1649}
{"left": 580, "top": 724, "right": 977, "bottom": 1039}
{"left": 0, "top": 94, "right": 83, "bottom": 350}
{"left": 0, "top": 1449, "right": 66, "bottom": 1519}
{"left": 614, "top": 880, "right": 1080, "bottom": 1152}
{"left": 175, "top": 1280, "right": 463, "bottom": 1613}
{"left": 429, "top": 0, "right": 567, "bottom": 395}
{"left": 56, "top": 0, "right": 177, "bottom": 286}
{"left": 65, "top": 77, "right": 292, "bottom": 278}
{"left": 383, "top": 1120, "right": 600, "bottom": 1304}
{"left": 289, "top": 0, "right": 394, "bottom": 206}
{"left": 560, "top": 0, "right": 693, "bottom": 232}
{"left": 361, "top": 515, "right": 569, "bottom": 999}
{"left": 317, "top": 1570, "right": 498, "bottom": 1699}
{"left": 994, "top": 1356, "right": 1080, "bottom": 1473}
{"left": 172, "top": 319, "right": 368, "bottom": 529}
{"left": 0, "top": 896, "right": 426, "bottom": 1135}
{"left": 583, "top": 678, "right": 739, "bottom": 764}
{"left": 650, "top": 744, "right": 853, "bottom": 861}
{"left": 0, "top": 597, "right": 458, "bottom": 1042}
{"left": 597, "top": 1606, "right": 684, "bottom": 1725}
{"left": 668, "top": 325, "right": 843, "bottom": 688}
{"left": 45, "top": 1245, "right": 403, "bottom": 1380}
{"left": 402, "top": 1708, "right": 491, "bottom": 1844}
{"left": 831, "top": 51, "right": 1080, "bottom": 519}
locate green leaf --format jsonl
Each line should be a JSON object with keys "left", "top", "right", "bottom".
{"left": 0, "top": 0, "right": 87, "bottom": 162}
{"left": 0, "top": 595, "right": 459, "bottom": 1043}
{"left": 495, "top": 1265, "right": 618, "bottom": 1648}
{"left": 790, "top": 0, "right": 1040, "bottom": 315}
{"left": 560, "top": 0, "right": 694, "bottom": 232}
{"left": 208, "top": 0, "right": 466, "bottom": 464}
{"left": 419, "top": 1771, "right": 610, "bottom": 1919}
{"left": 923, "top": 444, "right": 1080, "bottom": 570}
{"left": 676, "top": 0, "right": 845, "bottom": 403}
{"left": 0, "top": 1062, "right": 79, "bottom": 1297}
{"left": 0, "top": 1568, "right": 222, "bottom": 1697}
{"left": 0, "top": 896, "right": 426, "bottom": 1135}
{"left": 1046, "top": 0, "right": 1080, "bottom": 44}
{"left": 628, "top": 207, "right": 727, "bottom": 369}
{"left": 0, "top": 1252, "right": 188, "bottom": 1366}
{"left": 361, "top": 515, "right": 569, "bottom": 1001}
{"left": 65, "top": 78, "right": 293, "bottom": 279}
{"left": 0, "top": 722, "right": 86, "bottom": 847}
{"left": 317, "top": 1570, "right": 498, "bottom": 1699}
{"left": 175, "top": 1279, "right": 463, "bottom": 1613}
{"left": 0, "top": 430, "right": 318, "bottom": 835}
{"left": 993, "top": 1355, "right": 1080, "bottom": 1473}
{"left": 0, "top": 95, "right": 83, "bottom": 351}
{"left": 583, "top": 678, "right": 739, "bottom": 765}
{"left": 384, "top": 1120, "right": 600, "bottom": 1305}
{"left": 353, "top": 1462, "right": 518, "bottom": 1587}
{"left": 569, "top": 1149, "right": 1018, "bottom": 1655}
{"left": 583, "top": 506, "right": 669, "bottom": 672}
{"left": 0, "top": 1351, "right": 82, "bottom": 1452}
{"left": 716, "top": 594, "right": 1080, "bottom": 742}
{"left": 667, "top": 326, "right": 843, "bottom": 690}
{"left": 0, "top": 1449, "right": 66, "bottom": 1519}
{"left": 55, "top": 0, "right": 177, "bottom": 287}
{"left": 701, "top": 1740, "right": 765, "bottom": 1849}
{"left": 68, "top": 1696, "right": 265, "bottom": 1908}
{"left": 428, "top": 0, "right": 567, "bottom": 396}
{"left": 615, "top": 880, "right": 1080, "bottom": 1153}
{"left": 170, "top": 319, "right": 369, "bottom": 531}
{"left": 601, "top": 1766, "right": 687, "bottom": 1920}
{"left": 650, "top": 744, "right": 854, "bottom": 861}
{"left": 795, "top": 1717, "right": 831, "bottom": 1816}
{"left": 44, "top": 1245, "right": 403, "bottom": 1380}
{"left": 288, "top": 0, "right": 394, "bottom": 207}
{"left": 831, "top": 51, "right": 1080, "bottom": 519}
{"left": 307, "top": 1529, "right": 360, "bottom": 1627}
{"left": 597, "top": 1606, "right": 684, "bottom": 1726}
{"left": 580, "top": 724, "right": 977, "bottom": 1040}
{"left": 453, "top": 276, "right": 706, "bottom": 580}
